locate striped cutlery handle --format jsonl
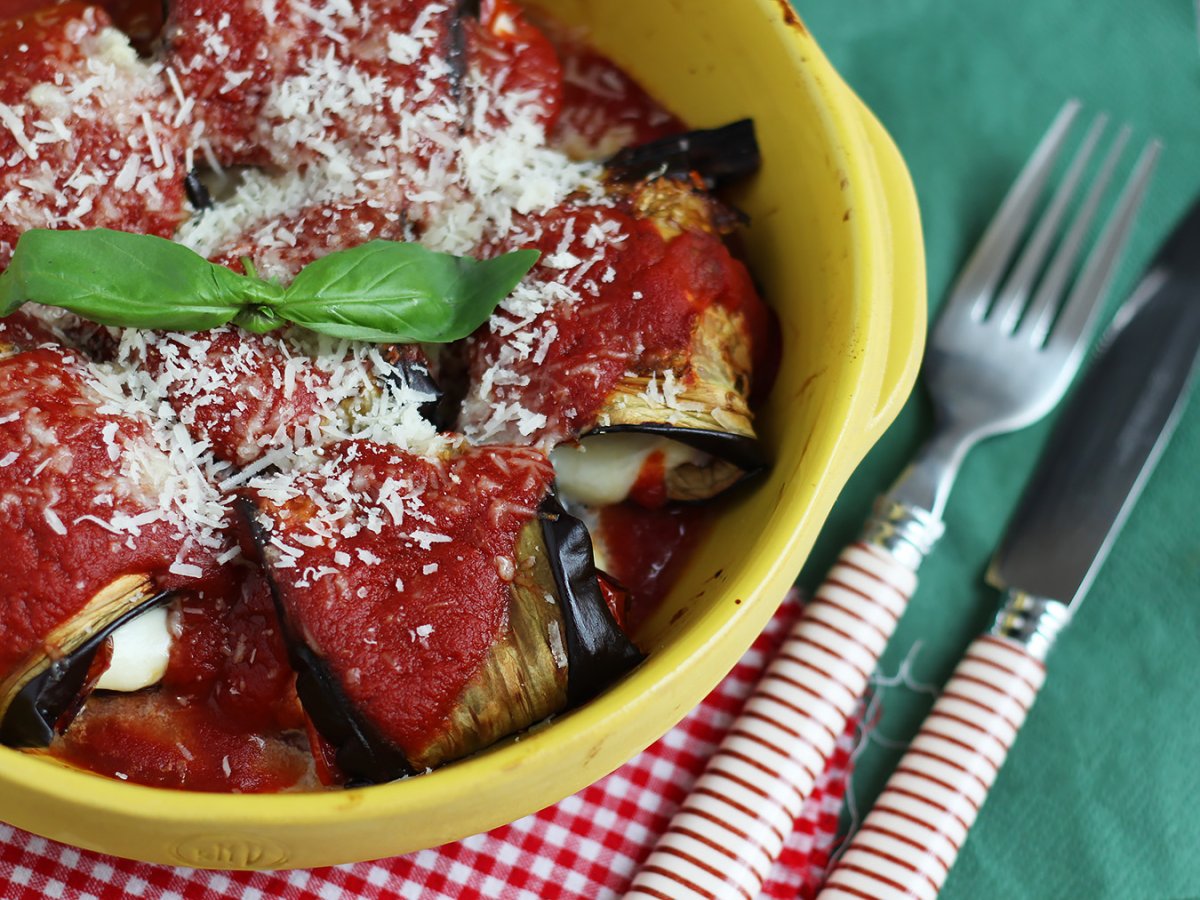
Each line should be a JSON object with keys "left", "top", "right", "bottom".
{"left": 625, "top": 503, "right": 940, "bottom": 900}
{"left": 818, "top": 594, "right": 1070, "bottom": 900}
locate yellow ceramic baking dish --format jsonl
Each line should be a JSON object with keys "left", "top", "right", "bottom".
{"left": 0, "top": 0, "right": 925, "bottom": 868}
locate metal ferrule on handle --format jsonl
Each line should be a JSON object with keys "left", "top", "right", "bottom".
{"left": 988, "top": 590, "right": 1072, "bottom": 661}
{"left": 624, "top": 501, "right": 941, "bottom": 900}
{"left": 817, "top": 591, "right": 1070, "bottom": 900}
{"left": 861, "top": 500, "right": 944, "bottom": 569}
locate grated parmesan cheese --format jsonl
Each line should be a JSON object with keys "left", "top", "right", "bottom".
{"left": 43, "top": 507, "right": 67, "bottom": 535}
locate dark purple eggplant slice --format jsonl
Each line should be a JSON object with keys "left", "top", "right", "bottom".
{"left": 0, "top": 578, "right": 173, "bottom": 749}
{"left": 606, "top": 119, "right": 761, "bottom": 189}
{"left": 383, "top": 355, "right": 452, "bottom": 431}
{"left": 539, "top": 493, "right": 644, "bottom": 706}
{"left": 448, "top": 0, "right": 481, "bottom": 116}
{"left": 184, "top": 169, "right": 213, "bottom": 211}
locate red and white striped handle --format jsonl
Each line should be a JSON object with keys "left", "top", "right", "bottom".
{"left": 625, "top": 540, "right": 920, "bottom": 900}
{"left": 818, "top": 634, "right": 1047, "bottom": 900}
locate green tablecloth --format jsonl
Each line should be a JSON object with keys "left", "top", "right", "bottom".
{"left": 792, "top": 1, "right": 1200, "bottom": 897}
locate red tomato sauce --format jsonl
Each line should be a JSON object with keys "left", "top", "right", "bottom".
{"left": 597, "top": 502, "right": 714, "bottom": 633}
{"left": 50, "top": 568, "right": 310, "bottom": 792}
{"left": 207, "top": 199, "right": 409, "bottom": 283}
{"left": 0, "top": 309, "right": 62, "bottom": 348}
{"left": 0, "top": 0, "right": 161, "bottom": 43}
{"left": 162, "top": 571, "right": 302, "bottom": 734}
{"left": 164, "top": 0, "right": 559, "bottom": 171}
{"left": 51, "top": 692, "right": 313, "bottom": 792}
{"left": 142, "top": 329, "right": 347, "bottom": 467}
{"left": 469, "top": 0, "right": 563, "bottom": 133}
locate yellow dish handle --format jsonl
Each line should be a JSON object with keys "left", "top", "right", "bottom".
{"left": 856, "top": 99, "right": 928, "bottom": 443}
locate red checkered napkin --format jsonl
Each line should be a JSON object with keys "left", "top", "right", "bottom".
{"left": 0, "top": 589, "right": 854, "bottom": 900}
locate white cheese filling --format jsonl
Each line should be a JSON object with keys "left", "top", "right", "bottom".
{"left": 93, "top": 606, "right": 173, "bottom": 692}
{"left": 550, "top": 433, "right": 708, "bottom": 507}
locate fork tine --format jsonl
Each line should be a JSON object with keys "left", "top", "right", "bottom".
{"left": 941, "top": 100, "right": 1081, "bottom": 321}
{"left": 1046, "top": 138, "right": 1161, "bottom": 351}
{"left": 1018, "top": 124, "right": 1131, "bottom": 346}
{"left": 991, "top": 114, "right": 1108, "bottom": 333}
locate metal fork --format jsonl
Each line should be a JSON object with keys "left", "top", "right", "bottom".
{"left": 624, "top": 101, "right": 1160, "bottom": 900}
{"left": 893, "top": 103, "right": 1158, "bottom": 526}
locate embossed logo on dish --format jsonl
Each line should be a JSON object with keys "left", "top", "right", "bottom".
{"left": 173, "top": 835, "right": 289, "bottom": 869}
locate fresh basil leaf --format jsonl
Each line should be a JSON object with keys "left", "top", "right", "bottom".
{"left": 278, "top": 241, "right": 539, "bottom": 343}
{"left": 0, "top": 229, "right": 254, "bottom": 329}
{"left": 0, "top": 230, "right": 537, "bottom": 345}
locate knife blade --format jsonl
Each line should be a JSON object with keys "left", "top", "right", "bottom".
{"left": 817, "top": 196, "right": 1200, "bottom": 900}
{"left": 988, "top": 195, "right": 1200, "bottom": 607}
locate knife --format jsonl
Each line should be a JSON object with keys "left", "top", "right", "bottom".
{"left": 817, "top": 196, "right": 1200, "bottom": 900}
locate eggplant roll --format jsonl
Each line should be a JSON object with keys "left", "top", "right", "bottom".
{"left": 242, "top": 438, "right": 640, "bottom": 782}
{"left": 0, "top": 343, "right": 234, "bottom": 745}
{"left": 46, "top": 571, "right": 314, "bottom": 794}
{"left": 0, "top": 575, "right": 171, "bottom": 748}
{"left": 461, "top": 175, "right": 770, "bottom": 505}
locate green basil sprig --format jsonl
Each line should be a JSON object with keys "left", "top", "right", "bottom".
{"left": 0, "top": 229, "right": 539, "bottom": 343}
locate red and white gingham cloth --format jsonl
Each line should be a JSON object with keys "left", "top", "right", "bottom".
{"left": 0, "top": 590, "right": 855, "bottom": 899}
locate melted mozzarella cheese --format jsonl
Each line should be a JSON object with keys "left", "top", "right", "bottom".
{"left": 550, "top": 433, "right": 707, "bottom": 507}
{"left": 93, "top": 606, "right": 172, "bottom": 692}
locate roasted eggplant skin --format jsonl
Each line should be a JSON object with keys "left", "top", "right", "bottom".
{"left": 184, "top": 170, "right": 213, "bottom": 210}
{"left": 448, "top": 0, "right": 482, "bottom": 109}
{"left": 384, "top": 353, "right": 453, "bottom": 431}
{"left": 0, "top": 591, "right": 174, "bottom": 749}
{"left": 288, "top": 638, "right": 415, "bottom": 786}
{"left": 539, "top": 493, "right": 644, "bottom": 706}
{"left": 606, "top": 119, "right": 761, "bottom": 189}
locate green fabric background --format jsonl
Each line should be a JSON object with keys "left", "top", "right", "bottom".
{"left": 789, "top": 1, "right": 1200, "bottom": 897}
